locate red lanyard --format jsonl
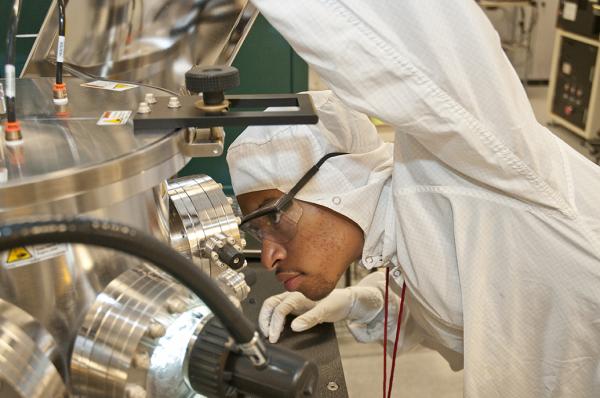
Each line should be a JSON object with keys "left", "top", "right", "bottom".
{"left": 383, "top": 267, "right": 407, "bottom": 398}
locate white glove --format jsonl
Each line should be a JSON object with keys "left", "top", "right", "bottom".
{"left": 259, "top": 286, "right": 384, "bottom": 343}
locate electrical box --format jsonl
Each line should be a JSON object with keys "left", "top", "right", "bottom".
{"left": 548, "top": 2, "right": 600, "bottom": 140}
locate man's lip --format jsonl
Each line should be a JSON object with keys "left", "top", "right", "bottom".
{"left": 275, "top": 272, "right": 301, "bottom": 283}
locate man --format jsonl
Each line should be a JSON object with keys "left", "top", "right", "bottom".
{"left": 226, "top": 1, "right": 600, "bottom": 396}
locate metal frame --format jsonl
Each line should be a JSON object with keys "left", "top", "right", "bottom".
{"left": 134, "top": 93, "right": 318, "bottom": 130}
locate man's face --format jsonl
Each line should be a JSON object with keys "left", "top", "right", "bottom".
{"left": 237, "top": 189, "right": 364, "bottom": 300}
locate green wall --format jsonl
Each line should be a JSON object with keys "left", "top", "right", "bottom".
{"left": 0, "top": 4, "right": 308, "bottom": 193}
{"left": 0, "top": 0, "right": 53, "bottom": 77}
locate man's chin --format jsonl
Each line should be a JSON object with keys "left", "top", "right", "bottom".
{"left": 299, "top": 285, "right": 334, "bottom": 301}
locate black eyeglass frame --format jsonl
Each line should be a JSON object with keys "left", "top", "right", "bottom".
{"left": 239, "top": 152, "right": 347, "bottom": 227}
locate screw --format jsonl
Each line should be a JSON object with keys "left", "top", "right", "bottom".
{"left": 214, "top": 260, "right": 225, "bottom": 268}
{"left": 168, "top": 96, "right": 181, "bottom": 108}
{"left": 235, "top": 217, "right": 242, "bottom": 225}
{"left": 166, "top": 297, "right": 186, "bottom": 314}
{"left": 132, "top": 351, "right": 150, "bottom": 370}
{"left": 327, "top": 382, "right": 339, "bottom": 391}
{"left": 211, "top": 251, "right": 219, "bottom": 261}
{"left": 226, "top": 197, "right": 234, "bottom": 205}
{"left": 226, "top": 236, "right": 236, "bottom": 245}
{"left": 137, "top": 102, "right": 151, "bottom": 114}
{"left": 147, "top": 322, "right": 166, "bottom": 339}
{"left": 240, "top": 239, "right": 247, "bottom": 248}
{"left": 144, "top": 93, "right": 157, "bottom": 104}
{"left": 216, "top": 240, "right": 225, "bottom": 248}
{"left": 233, "top": 245, "right": 242, "bottom": 252}
{"left": 125, "top": 384, "right": 147, "bottom": 398}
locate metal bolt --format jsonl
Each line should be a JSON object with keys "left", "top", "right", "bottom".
{"left": 166, "top": 298, "right": 186, "bottom": 314}
{"left": 233, "top": 245, "right": 242, "bottom": 252}
{"left": 132, "top": 351, "right": 150, "bottom": 370}
{"left": 214, "top": 260, "right": 225, "bottom": 268}
{"left": 218, "top": 183, "right": 224, "bottom": 189}
{"left": 144, "top": 92, "right": 157, "bottom": 104}
{"left": 168, "top": 96, "right": 181, "bottom": 108}
{"left": 235, "top": 217, "right": 242, "bottom": 225}
{"left": 327, "top": 382, "right": 339, "bottom": 391}
{"left": 147, "top": 322, "right": 166, "bottom": 339}
{"left": 240, "top": 239, "right": 247, "bottom": 248}
{"left": 125, "top": 384, "right": 147, "bottom": 398}
{"left": 226, "top": 197, "right": 234, "bottom": 205}
{"left": 216, "top": 240, "right": 225, "bottom": 248}
{"left": 211, "top": 251, "right": 219, "bottom": 261}
{"left": 226, "top": 236, "right": 236, "bottom": 245}
{"left": 137, "top": 102, "right": 151, "bottom": 114}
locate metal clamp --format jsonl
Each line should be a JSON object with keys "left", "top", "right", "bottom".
{"left": 180, "top": 127, "right": 225, "bottom": 157}
{"left": 238, "top": 332, "right": 268, "bottom": 368}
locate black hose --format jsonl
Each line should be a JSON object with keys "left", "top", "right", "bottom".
{"left": 5, "top": 0, "right": 22, "bottom": 123}
{"left": 0, "top": 218, "right": 257, "bottom": 344}
{"left": 56, "top": 0, "right": 65, "bottom": 84}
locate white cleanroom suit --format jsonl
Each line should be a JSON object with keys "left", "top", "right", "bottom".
{"left": 227, "top": 1, "right": 600, "bottom": 396}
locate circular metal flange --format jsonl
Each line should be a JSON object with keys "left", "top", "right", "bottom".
{"left": 167, "top": 175, "right": 243, "bottom": 277}
{"left": 0, "top": 299, "right": 66, "bottom": 398}
{"left": 70, "top": 265, "right": 212, "bottom": 398}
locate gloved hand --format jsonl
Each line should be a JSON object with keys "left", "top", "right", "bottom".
{"left": 258, "top": 286, "right": 384, "bottom": 343}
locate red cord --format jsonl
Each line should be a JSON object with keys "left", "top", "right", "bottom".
{"left": 383, "top": 267, "right": 390, "bottom": 398}
{"left": 387, "top": 282, "right": 407, "bottom": 398}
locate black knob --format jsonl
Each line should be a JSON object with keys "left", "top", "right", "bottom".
{"left": 188, "top": 317, "right": 319, "bottom": 398}
{"left": 185, "top": 65, "right": 240, "bottom": 105}
{"left": 216, "top": 242, "right": 245, "bottom": 270}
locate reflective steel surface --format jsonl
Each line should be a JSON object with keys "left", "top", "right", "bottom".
{"left": 0, "top": 77, "right": 187, "bottom": 219}
{"left": 23, "top": 0, "right": 258, "bottom": 92}
{"left": 71, "top": 265, "right": 211, "bottom": 398}
{"left": 168, "top": 175, "right": 241, "bottom": 277}
{"left": 0, "top": 299, "right": 67, "bottom": 398}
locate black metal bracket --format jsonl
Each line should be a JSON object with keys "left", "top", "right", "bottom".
{"left": 133, "top": 93, "right": 318, "bottom": 131}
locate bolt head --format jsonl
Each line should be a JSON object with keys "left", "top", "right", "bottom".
{"left": 125, "top": 384, "right": 147, "bottom": 398}
{"left": 166, "top": 298, "right": 186, "bottom": 314}
{"left": 144, "top": 92, "right": 157, "bottom": 104}
{"left": 132, "top": 351, "right": 150, "bottom": 370}
{"left": 147, "top": 322, "right": 166, "bottom": 339}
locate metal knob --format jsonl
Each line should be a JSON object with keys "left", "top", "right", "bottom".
{"left": 185, "top": 65, "right": 240, "bottom": 106}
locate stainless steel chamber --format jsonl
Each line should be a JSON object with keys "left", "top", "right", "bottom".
{"left": 22, "top": 0, "right": 258, "bottom": 92}
{"left": 0, "top": 77, "right": 249, "bottom": 397}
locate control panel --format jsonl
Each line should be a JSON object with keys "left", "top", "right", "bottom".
{"left": 551, "top": 37, "right": 598, "bottom": 129}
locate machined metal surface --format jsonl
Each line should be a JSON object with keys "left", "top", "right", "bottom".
{"left": 23, "top": 0, "right": 258, "bottom": 92}
{"left": 0, "top": 77, "right": 187, "bottom": 219}
{"left": 0, "top": 299, "right": 67, "bottom": 398}
{"left": 168, "top": 175, "right": 241, "bottom": 277}
{"left": 71, "top": 265, "right": 212, "bottom": 398}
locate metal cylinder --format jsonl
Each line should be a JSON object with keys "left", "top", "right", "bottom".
{"left": 70, "top": 265, "right": 212, "bottom": 398}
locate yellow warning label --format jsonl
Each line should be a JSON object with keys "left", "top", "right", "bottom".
{"left": 6, "top": 247, "right": 32, "bottom": 263}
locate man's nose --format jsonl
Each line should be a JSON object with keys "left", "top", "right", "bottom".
{"left": 261, "top": 239, "right": 287, "bottom": 270}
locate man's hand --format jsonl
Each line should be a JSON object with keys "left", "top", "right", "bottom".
{"left": 259, "top": 287, "right": 384, "bottom": 343}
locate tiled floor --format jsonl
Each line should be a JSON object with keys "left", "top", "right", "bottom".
{"left": 335, "top": 85, "right": 597, "bottom": 397}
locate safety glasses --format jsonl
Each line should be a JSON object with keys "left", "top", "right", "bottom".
{"left": 240, "top": 152, "right": 346, "bottom": 243}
